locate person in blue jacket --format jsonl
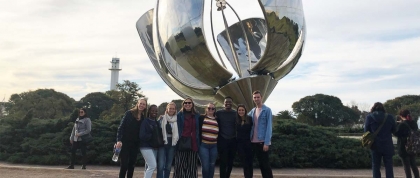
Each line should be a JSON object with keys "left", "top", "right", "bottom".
{"left": 248, "top": 90, "right": 273, "bottom": 178}
{"left": 364, "top": 102, "right": 396, "bottom": 178}
{"left": 173, "top": 98, "right": 200, "bottom": 178}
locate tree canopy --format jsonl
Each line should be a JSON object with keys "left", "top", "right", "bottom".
{"left": 292, "top": 94, "right": 359, "bottom": 126}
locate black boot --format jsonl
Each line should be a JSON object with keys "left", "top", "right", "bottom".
{"left": 66, "top": 165, "right": 74, "bottom": 169}
{"left": 81, "top": 165, "right": 86, "bottom": 169}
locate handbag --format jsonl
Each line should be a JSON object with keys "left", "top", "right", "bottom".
{"left": 361, "top": 114, "right": 387, "bottom": 149}
{"left": 81, "top": 133, "right": 93, "bottom": 143}
{"left": 177, "top": 136, "right": 192, "bottom": 151}
{"left": 166, "top": 122, "right": 172, "bottom": 134}
{"left": 150, "top": 120, "right": 164, "bottom": 148}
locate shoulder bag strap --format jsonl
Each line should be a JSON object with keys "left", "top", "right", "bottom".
{"left": 372, "top": 113, "right": 388, "bottom": 137}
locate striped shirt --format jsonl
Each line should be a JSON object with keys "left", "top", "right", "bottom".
{"left": 201, "top": 116, "right": 219, "bottom": 144}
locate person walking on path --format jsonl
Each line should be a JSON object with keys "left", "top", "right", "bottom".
{"left": 364, "top": 102, "right": 396, "bottom": 178}
{"left": 248, "top": 90, "right": 273, "bottom": 178}
{"left": 116, "top": 98, "right": 147, "bottom": 178}
{"left": 67, "top": 108, "right": 91, "bottom": 170}
{"left": 394, "top": 109, "right": 419, "bottom": 178}
{"left": 198, "top": 103, "right": 219, "bottom": 178}
{"left": 157, "top": 102, "right": 179, "bottom": 178}
{"left": 173, "top": 98, "right": 200, "bottom": 178}
{"left": 216, "top": 96, "right": 237, "bottom": 178}
{"left": 236, "top": 104, "right": 253, "bottom": 178}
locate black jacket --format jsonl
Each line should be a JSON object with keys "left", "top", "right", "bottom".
{"left": 394, "top": 119, "right": 418, "bottom": 157}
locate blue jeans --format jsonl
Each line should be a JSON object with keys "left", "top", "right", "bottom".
{"left": 371, "top": 150, "right": 394, "bottom": 178}
{"left": 157, "top": 138, "right": 176, "bottom": 178}
{"left": 199, "top": 143, "right": 218, "bottom": 178}
{"left": 140, "top": 148, "right": 157, "bottom": 178}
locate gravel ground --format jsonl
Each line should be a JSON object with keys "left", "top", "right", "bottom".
{"left": 0, "top": 162, "right": 408, "bottom": 178}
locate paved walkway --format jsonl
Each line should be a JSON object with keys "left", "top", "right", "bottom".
{"left": 0, "top": 162, "right": 408, "bottom": 178}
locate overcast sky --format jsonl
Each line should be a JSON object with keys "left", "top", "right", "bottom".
{"left": 1, "top": 0, "right": 420, "bottom": 113}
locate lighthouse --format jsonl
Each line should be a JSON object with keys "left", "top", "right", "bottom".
{"left": 109, "top": 57, "right": 122, "bottom": 90}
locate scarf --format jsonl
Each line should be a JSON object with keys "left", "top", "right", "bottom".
{"left": 161, "top": 113, "right": 178, "bottom": 146}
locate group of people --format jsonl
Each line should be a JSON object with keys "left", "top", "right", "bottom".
{"left": 110, "top": 90, "right": 272, "bottom": 178}
{"left": 365, "top": 102, "right": 419, "bottom": 178}
{"left": 66, "top": 96, "right": 420, "bottom": 178}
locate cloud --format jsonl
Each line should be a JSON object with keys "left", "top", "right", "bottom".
{"left": 1, "top": 0, "right": 419, "bottom": 116}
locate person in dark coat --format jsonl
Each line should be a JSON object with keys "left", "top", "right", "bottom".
{"left": 364, "top": 102, "right": 396, "bottom": 178}
{"left": 394, "top": 109, "right": 419, "bottom": 178}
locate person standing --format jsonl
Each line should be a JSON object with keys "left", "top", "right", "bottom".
{"left": 248, "top": 90, "right": 273, "bottom": 178}
{"left": 364, "top": 102, "right": 396, "bottom": 178}
{"left": 140, "top": 105, "right": 162, "bottom": 178}
{"left": 394, "top": 109, "right": 419, "bottom": 178}
{"left": 236, "top": 104, "right": 253, "bottom": 178}
{"left": 173, "top": 98, "right": 200, "bottom": 178}
{"left": 216, "top": 96, "right": 237, "bottom": 178}
{"left": 198, "top": 103, "right": 219, "bottom": 178}
{"left": 116, "top": 98, "right": 147, "bottom": 178}
{"left": 67, "top": 108, "right": 91, "bottom": 169}
{"left": 157, "top": 102, "right": 179, "bottom": 178}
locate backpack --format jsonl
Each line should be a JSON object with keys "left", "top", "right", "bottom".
{"left": 405, "top": 125, "right": 420, "bottom": 154}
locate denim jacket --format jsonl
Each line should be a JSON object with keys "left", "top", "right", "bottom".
{"left": 177, "top": 111, "right": 200, "bottom": 148}
{"left": 248, "top": 105, "right": 272, "bottom": 145}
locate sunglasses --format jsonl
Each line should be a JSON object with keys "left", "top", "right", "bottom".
{"left": 207, "top": 107, "right": 215, "bottom": 111}
{"left": 184, "top": 102, "right": 192, "bottom": 105}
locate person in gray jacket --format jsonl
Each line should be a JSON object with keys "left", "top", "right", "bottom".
{"left": 67, "top": 108, "right": 92, "bottom": 169}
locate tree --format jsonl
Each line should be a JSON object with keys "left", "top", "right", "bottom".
{"left": 384, "top": 95, "right": 420, "bottom": 120}
{"left": 107, "top": 80, "right": 145, "bottom": 112}
{"left": 292, "top": 94, "right": 359, "bottom": 126}
{"left": 5, "top": 89, "right": 75, "bottom": 119}
{"left": 275, "top": 110, "right": 295, "bottom": 120}
{"left": 75, "top": 92, "right": 115, "bottom": 120}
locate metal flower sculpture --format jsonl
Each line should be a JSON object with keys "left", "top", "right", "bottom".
{"left": 137, "top": 0, "right": 306, "bottom": 110}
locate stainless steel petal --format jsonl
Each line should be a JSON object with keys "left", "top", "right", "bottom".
{"left": 217, "top": 18, "right": 268, "bottom": 77}
{"left": 136, "top": 9, "right": 214, "bottom": 106}
{"left": 215, "top": 75, "right": 277, "bottom": 111}
{"left": 251, "top": 0, "right": 305, "bottom": 73}
{"left": 271, "top": 28, "right": 305, "bottom": 80}
{"left": 157, "top": 0, "right": 232, "bottom": 87}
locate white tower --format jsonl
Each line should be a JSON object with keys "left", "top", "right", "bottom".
{"left": 109, "top": 57, "right": 122, "bottom": 90}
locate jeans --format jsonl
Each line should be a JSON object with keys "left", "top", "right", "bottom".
{"left": 70, "top": 141, "right": 87, "bottom": 166}
{"left": 157, "top": 138, "right": 176, "bottom": 178}
{"left": 400, "top": 154, "right": 420, "bottom": 178}
{"left": 252, "top": 142, "right": 273, "bottom": 178}
{"left": 119, "top": 142, "right": 139, "bottom": 178}
{"left": 199, "top": 143, "right": 218, "bottom": 178}
{"left": 140, "top": 148, "right": 157, "bottom": 178}
{"left": 371, "top": 150, "right": 394, "bottom": 178}
{"left": 237, "top": 140, "right": 253, "bottom": 178}
{"left": 218, "top": 137, "right": 237, "bottom": 178}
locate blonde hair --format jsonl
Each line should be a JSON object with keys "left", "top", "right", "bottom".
{"left": 204, "top": 103, "right": 216, "bottom": 117}
{"left": 180, "top": 98, "right": 196, "bottom": 114}
{"left": 166, "top": 102, "right": 177, "bottom": 115}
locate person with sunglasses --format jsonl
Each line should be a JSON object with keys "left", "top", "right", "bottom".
{"left": 173, "top": 98, "right": 200, "bottom": 178}
{"left": 67, "top": 108, "right": 91, "bottom": 169}
{"left": 216, "top": 96, "right": 237, "bottom": 178}
{"left": 198, "top": 103, "right": 219, "bottom": 178}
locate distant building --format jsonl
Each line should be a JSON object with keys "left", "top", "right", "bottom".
{"left": 109, "top": 57, "right": 122, "bottom": 90}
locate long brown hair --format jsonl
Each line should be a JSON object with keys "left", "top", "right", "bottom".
{"left": 130, "top": 97, "right": 147, "bottom": 119}
{"left": 180, "top": 97, "right": 196, "bottom": 114}
{"left": 236, "top": 104, "right": 250, "bottom": 125}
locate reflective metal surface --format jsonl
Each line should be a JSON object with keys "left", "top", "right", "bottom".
{"left": 138, "top": 0, "right": 306, "bottom": 110}
{"left": 217, "top": 18, "right": 267, "bottom": 77}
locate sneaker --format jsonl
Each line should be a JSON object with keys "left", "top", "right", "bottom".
{"left": 81, "top": 165, "right": 86, "bottom": 169}
{"left": 66, "top": 165, "right": 74, "bottom": 169}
